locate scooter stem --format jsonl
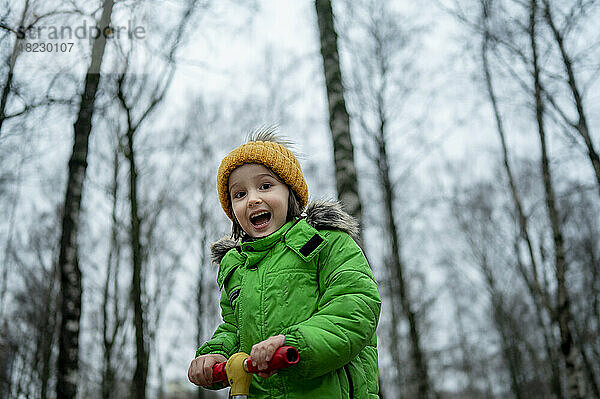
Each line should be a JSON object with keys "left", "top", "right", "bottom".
{"left": 225, "top": 352, "right": 252, "bottom": 398}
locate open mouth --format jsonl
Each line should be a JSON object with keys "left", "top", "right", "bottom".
{"left": 250, "top": 211, "right": 271, "bottom": 228}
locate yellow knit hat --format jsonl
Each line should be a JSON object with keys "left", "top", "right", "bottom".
{"left": 217, "top": 140, "right": 309, "bottom": 220}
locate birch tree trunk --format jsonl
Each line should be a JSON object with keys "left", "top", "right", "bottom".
{"left": 56, "top": 1, "right": 114, "bottom": 398}
{"left": 40, "top": 261, "right": 59, "bottom": 399}
{"left": 314, "top": 0, "right": 363, "bottom": 230}
{"left": 529, "top": 1, "right": 585, "bottom": 397}
{"left": 125, "top": 125, "right": 148, "bottom": 399}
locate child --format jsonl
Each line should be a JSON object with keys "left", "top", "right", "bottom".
{"left": 188, "top": 128, "right": 381, "bottom": 398}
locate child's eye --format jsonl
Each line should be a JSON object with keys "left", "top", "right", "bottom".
{"left": 233, "top": 191, "right": 246, "bottom": 199}
{"left": 260, "top": 183, "right": 272, "bottom": 190}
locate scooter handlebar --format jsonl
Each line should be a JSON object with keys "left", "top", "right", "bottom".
{"left": 211, "top": 346, "right": 299, "bottom": 384}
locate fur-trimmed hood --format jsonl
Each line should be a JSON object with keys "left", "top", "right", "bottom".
{"left": 210, "top": 201, "right": 358, "bottom": 264}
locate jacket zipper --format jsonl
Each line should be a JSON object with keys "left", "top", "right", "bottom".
{"left": 344, "top": 365, "right": 354, "bottom": 399}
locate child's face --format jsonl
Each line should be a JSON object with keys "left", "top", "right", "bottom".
{"left": 229, "top": 163, "right": 289, "bottom": 238}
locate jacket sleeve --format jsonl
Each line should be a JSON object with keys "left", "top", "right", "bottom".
{"left": 195, "top": 284, "right": 239, "bottom": 359}
{"left": 194, "top": 285, "right": 239, "bottom": 391}
{"left": 280, "top": 230, "right": 381, "bottom": 379}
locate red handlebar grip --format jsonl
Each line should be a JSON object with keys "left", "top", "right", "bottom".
{"left": 210, "top": 346, "right": 299, "bottom": 384}
{"left": 211, "top": 362, "right": 227, "bottom": 384}
{"left": 245, "top": 346, "right": 299, "bottom": 374}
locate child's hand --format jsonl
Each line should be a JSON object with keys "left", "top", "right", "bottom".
{"left": 188, "top": 353, "right": 227, "bottom": 387}
{"left": 250, "top": 334, "right": 285, "bottom": 378}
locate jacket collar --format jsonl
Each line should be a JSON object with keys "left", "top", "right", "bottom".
{"left": 210, "top": 201, "right": 358, "bottom": 265}
{"left": 240, "top": 220, "right": 294, "bottom": 254}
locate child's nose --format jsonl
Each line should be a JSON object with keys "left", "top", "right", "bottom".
{"left": 247, "top": 191, "right": 262, "bottom": 207}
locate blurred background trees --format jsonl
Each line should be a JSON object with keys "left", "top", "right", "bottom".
{"left": 1, "top": 0, "right": 599, "bottom": 398}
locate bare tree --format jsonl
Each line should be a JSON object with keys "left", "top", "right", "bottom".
{"left": 56, "top": 1, "right": 115, "bottom": 398}
{"left": 479, "top": 2, "right": 563, "bottom": 397}
{"left": 0, "top": 0, "right": 28, "bottom": 134}
{"left": 0, "top": 1, "right": 77, "bottom": 135}
{"left": 563, "top": 188, "right": 600, "bottom": 397}
{"left": 539, "top": 0, "right": 600, "bottom": 200}
{"left": 529, "top": 1, "right": 585, "bottom": 396}
{"left": 1, "top": 206, "right": 61, "bottom": 399}
{"left": 445, "top": 268, "right": 494, "bottom": 398}
{"left": 376, "top": 128, "right": 431, "bottom": 399}
{"left": 112, "top": 2, "right": 201, "bottom": 398}
{"left": 314, "top": 0, "right": 363, "bottom": 230}
{"left": 452, "top": 179, "right": 547, "bottom": 398}
{"left": 445, "top": 0, "right": 600, "bottom": 395}
{"left": 0, "top": 149, "right": 23, "bottom": 320}
{"left": 339, "top": 1, "right": 434, "bottom": 396}
{"left": 195, "top": 175, "right": 210, "bottom": 399}
{"left": 163, "top": 125, "right": 221, "bottom": 399}
{"left": 0, "top": 319, "right": 12, "bottom": 399}
{"left": 561, "top": 188, "right": 600, "bottom": 398}
{"left": 101, "top": 141, "right": 128, "bottom": 399}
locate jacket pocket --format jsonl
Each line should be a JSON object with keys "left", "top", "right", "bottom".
{"left": 344, "top": 356, "right": 368, "bottom": 399}
{"left": 344, "top": 365, "right": 354, "bottom": 399}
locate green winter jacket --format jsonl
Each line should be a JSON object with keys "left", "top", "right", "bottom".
{"left": 196, "top": 202, "right": 381, "bottom": 398}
